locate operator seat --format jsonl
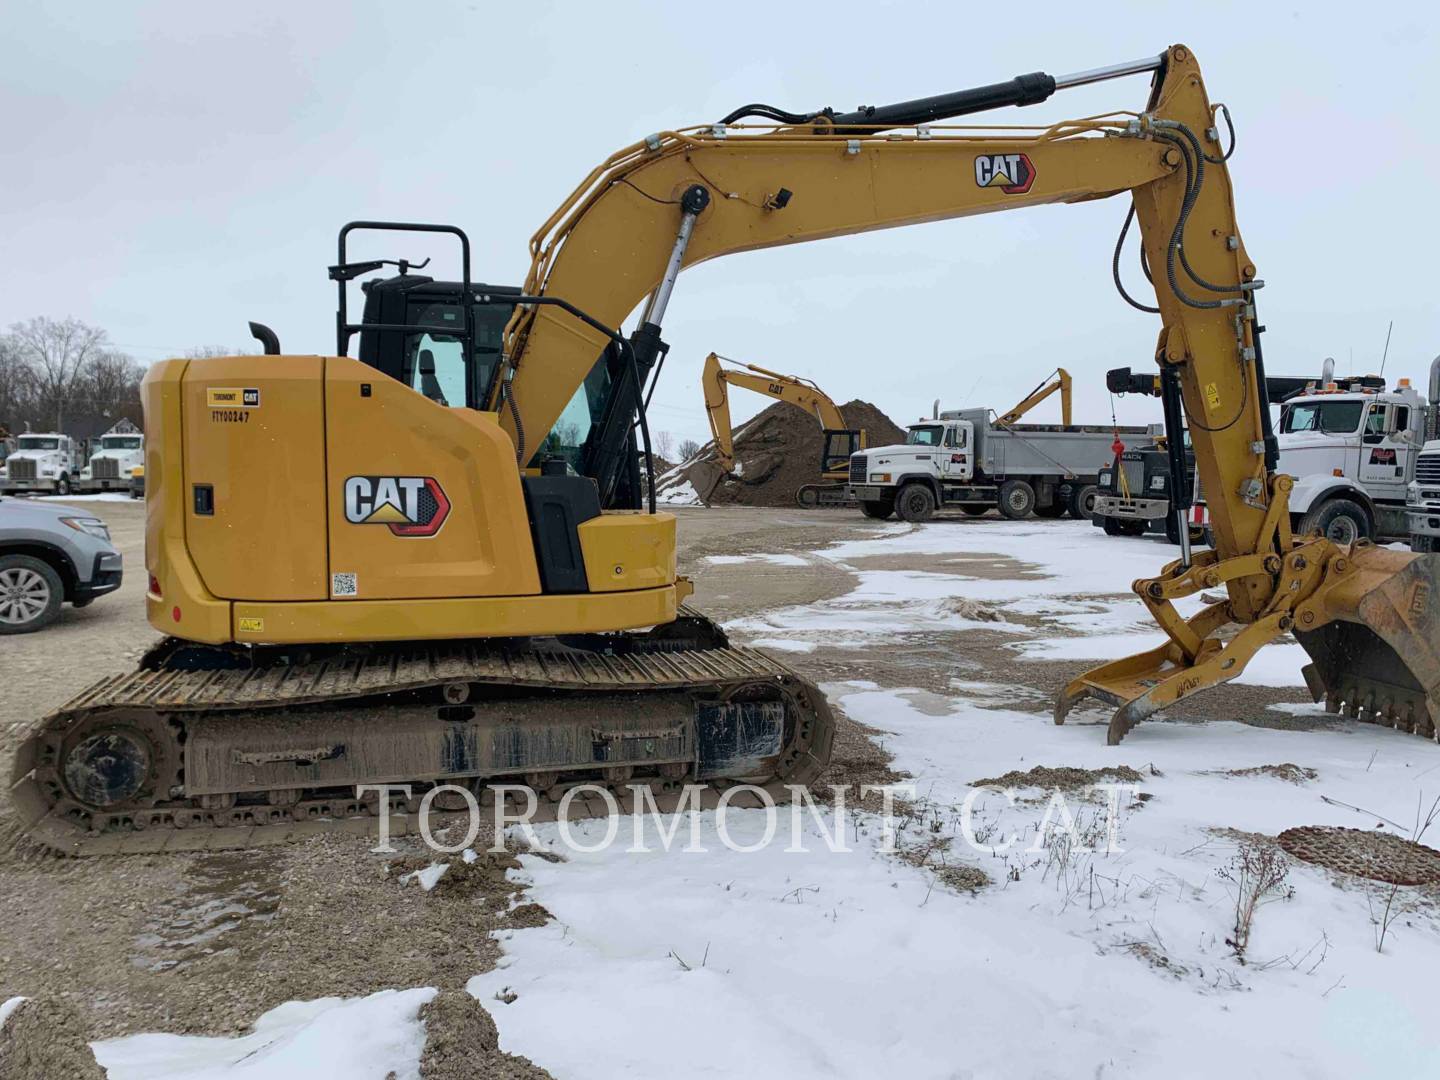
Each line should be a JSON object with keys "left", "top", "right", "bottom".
{"left": 417, "top": 349, "right": 448, "bottom": 406}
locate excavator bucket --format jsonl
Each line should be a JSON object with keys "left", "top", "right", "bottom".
{"left": 1056, "top": 546, "right": 1440, "bottom": 745}
{"left": 1295, "top": 548, "right": 1440, "bottom": 738}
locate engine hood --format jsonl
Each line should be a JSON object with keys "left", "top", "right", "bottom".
{"left": 858, "top": 444, "right": 935, "bottom": 460}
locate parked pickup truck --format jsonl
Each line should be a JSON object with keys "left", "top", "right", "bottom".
{"left": 849, "top": 408, "right": 1151, "bottom": 523}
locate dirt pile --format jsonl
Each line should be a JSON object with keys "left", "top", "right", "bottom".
{"left": 418, "top": 990, "right": 552, "bottom": 1080}
{"left": 657, "top": 399, "right": 907, "bottom": 507}
{"left": 0, "top": 997, "right": 107, "bottom": 1080}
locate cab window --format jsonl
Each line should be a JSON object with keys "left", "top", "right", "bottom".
{"left": 1365, "top": 403, "right": 1389, "bottom": 437}
{"left": 541, "top": 356, "right": 612, "bottom": 472}
{"left": 1281, "top": 400, "right": 1363, "bottom": 434}
{"left": 907, "top": 425, "right": 944, "bottom": 447}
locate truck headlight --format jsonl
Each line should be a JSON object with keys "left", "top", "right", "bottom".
{"left": 61, "top": 517, "right": 111, "bottom": 540}
{"left": 41, "top": 467, "right": 55, "bottom": 477}
{"left": 1150, "top": 475, "right": 1167, "bottom": 491}
{"left": 869, "top": 473, "right": 891, "bottom": 483}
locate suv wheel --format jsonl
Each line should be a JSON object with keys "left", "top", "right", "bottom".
{"left": 0, "top": 555, "right": 64, "bottom": 634}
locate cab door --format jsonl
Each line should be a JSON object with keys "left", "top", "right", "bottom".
{"left": 1359, "top": 402, "right": 1410, "bottom": 501}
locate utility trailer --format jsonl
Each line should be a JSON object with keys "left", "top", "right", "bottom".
{"left": 849, "top": 408, "right": 1150, "bottom": 522}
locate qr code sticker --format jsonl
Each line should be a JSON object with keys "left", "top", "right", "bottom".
{"left": 331, "top": 572, "right": 358, "bottom": 597}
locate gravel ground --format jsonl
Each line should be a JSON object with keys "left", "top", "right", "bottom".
{"left": 0, "top": 499, "right": 1319, "bottom": 1062}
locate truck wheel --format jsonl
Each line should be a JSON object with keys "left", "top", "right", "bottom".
{"left": 1299, "top": 498, "right": 1371, "bottom": 546}
{"left": 56, "top": 475, "right": 72, "bottom": 496}
{"left": 959, "top": 505, "right": 989, "bottom": 517}
{"left": 0, "top": 555, "right": 64, "bottom": 634}
{"left": 895, "top": 483, "right": 936, "bottom": 523}
{"left": 860, "top": 499, "right": 894, "bottom": 520}
{"left": 1033, "top": 501, "right": 1065, "bottom": 518}
{"left": 1164, "top": 515, "right": 1207, "bottom": 546}
{"left": 997, "top": 480, "right": 1035, "bottom": 520}
{"left": 1067, "top": 484, "right": 1098, "bottom": 520}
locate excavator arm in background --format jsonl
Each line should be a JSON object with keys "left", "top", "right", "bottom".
{"left": 997, "top": 368, "right": 1072, "bottom": 427}
{"left": 488, "top": 43, "right": 1439, "bottom": 744}
{"left": 701, "top": 351, "right": 863, "bottom": 478}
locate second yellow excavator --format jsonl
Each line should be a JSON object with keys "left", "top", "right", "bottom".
{"left": 701, "top": 351, "right": 865, "bottom": 507}
{"left": 13, "top": 44, "right": 1439, "bottom": 855}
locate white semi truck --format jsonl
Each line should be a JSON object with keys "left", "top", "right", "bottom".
{"left": 77, "top": 431, "right": 145, "bottom": 493}
{"left": 1404, "top": 356, "right": 1440, "bottom": 553}
{"left": 0, "top": 433, "right": 84, "bottom": 495}
{"left": 1274, "top": 356, "right": 1440, "bottom": 544}
{"left": 848, "top": 408, "right": 1149, "bottom": 522}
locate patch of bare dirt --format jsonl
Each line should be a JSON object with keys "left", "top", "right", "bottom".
{"left": 1222, "top": 764, "right": 1318, "bottom": 784}
{"left": 970, "top": 764, "right": 1147, "bottom": 791}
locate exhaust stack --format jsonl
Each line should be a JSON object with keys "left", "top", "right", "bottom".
{"left": 1428, "top": 354, "right": 1440, "bottom": 440}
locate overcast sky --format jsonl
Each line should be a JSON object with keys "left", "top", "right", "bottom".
{"left": 4, "top": 0, "right": 1436, "bottom": 445}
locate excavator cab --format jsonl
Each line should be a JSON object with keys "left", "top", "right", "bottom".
{"left": 821, "top": 429, "right": 864, "bottom": 475}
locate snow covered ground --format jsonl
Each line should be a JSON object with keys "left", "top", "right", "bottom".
{"left": 94, "top": 989, "right": 435, "bottom": 1079}
{"left": 86, "top": 518, "right": 1440, "bottom": 1078}
{"left": 467, "top": 520, "right": 1440, "bottom": 1078}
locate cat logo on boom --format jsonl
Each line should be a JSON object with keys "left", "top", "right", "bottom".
{"left": 974, "top": 153, "right": 1035, "bottom": 194}
{"left": 343, "top": 476, "right": 451, "bottom": 537}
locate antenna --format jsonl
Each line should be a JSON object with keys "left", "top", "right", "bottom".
{"left": 1379, "top": 320, "right": 1394, "bottom": 377}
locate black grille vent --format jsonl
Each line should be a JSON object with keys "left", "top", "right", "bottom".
{"left": 93, "top": 458, "right": 122, "bottom": 479}
{"left": 7, "top": 459, "right": 36, "bottom": 480}
{"left": 1417, "top": 455, "right": 1440, "bottom": 484}
{"left": 849, "top": 455, "right": 867, "bottom": 483}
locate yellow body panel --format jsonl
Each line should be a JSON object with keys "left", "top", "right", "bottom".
{"left": 231, "top": 585, "right": 679, "bottom": 645}
{"left": 181, "top": 356, "right": 329, "bottom": 601}
{"left": 143, "top": 360, "right": 231, "bottom": 642}
{"left": 578, "top": 512, "right": 676, "bottom": 592}
{"left": 144, "top": 355, "right": 679, "bottom": 644}
{"left": 323, "top": 358, "right": 541, "bottom": 600}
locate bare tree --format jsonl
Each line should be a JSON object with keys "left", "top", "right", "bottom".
{"left": 77, "top": 349, "right": 146, "bottom": 427}
{"left": 655, "top": 430, "right": 675, "bottom": 460}
{"left": 677, "top": 437, "right": 702, "bottom": 461}
{"left": 6, "top": 317, "right": 110, "bottom": 431}
{"left": 0, "top": 335, "right": 37, "bottom": 434}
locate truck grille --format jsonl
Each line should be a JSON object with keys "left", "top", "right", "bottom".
{"left": 93, "top": 458, "right": 122, "bottom": 479}
{"left": 1417, "top": 455, "right": 1440, "bottom": 484}
{"left": 7, "top": 459, "right": 36, "bottom": 480}
{"left": 849, "top": 455, "right": 867, "bottom": 483}
{"left": 1121, "top": 459, "right": 1145, "bottom": 496}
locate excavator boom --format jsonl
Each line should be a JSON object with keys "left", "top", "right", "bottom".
{"left": 701, "top": 352, "right": 863, "bottom": 504}
{"left": 998, "top": 368, "right": 1072, "bottom": 426}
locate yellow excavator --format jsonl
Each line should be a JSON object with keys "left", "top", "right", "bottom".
{"left": 13, "top": 44, "right": 1439, "bottom": 854}
{"left": 996, "top": 368, "right": 1072, "bottom": 427}
{"left": 701, "top": 351, "right": 865, "bottom": 507}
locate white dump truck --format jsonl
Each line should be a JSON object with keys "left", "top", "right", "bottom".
{"left": 1274, "top": 356, "right": 1439, "bottom": 544}
{"left": 848, "top": 408, "right": 1150, "bottom": 522}
{"left": 77, "top": 430, "right": 145, "bottom": 493}
{"left": 0, "top": 433, "right": 84, "bottom": 495}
